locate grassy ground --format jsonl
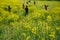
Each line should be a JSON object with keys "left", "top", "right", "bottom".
{"left": 0, "top": 1, "right": 60, "bottom": 40}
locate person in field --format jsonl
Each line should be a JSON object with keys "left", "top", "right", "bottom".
{"left": 8, "top": 6, "right": 11, "bottom": 12}
{"left": 34, "top": 0, "right": 36, "bottom": 5}
{"left": 25, "top": 5, "right": 28, "bottom": 16}
{"left": 23, "top": 4, "right": 24, "bottom": 9}
{"left": 44, "top": 5, "right": 48, "bottom": 10}
{"left": 22, "top": 2, "right": 25, "bottom": 9}
{"left": 28, "top": 0, "right": 31, "bottom": 3}
{"left": 26, "top": 0, "right": 31, "bottom": 5}
{"left": 22, "top": 0, "right": 25, "bottom": 9}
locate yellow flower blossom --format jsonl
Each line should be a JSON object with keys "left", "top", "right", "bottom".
{"left": 8, "top": 13, "right": 14, "bottom": 19}
{"left": 38, "top": 21, "right": 43, "bottom": 26}
{"left": 24, "top": 22, "right": 31, "bottom": 29}
{"left": 32, "top": 11, "right": 41, "bottom": 18}
{"left": 49, "top": 31, "right": 55, "bottom": 38}
{"left": 45, "top": 23, "right": 51, "bottom": 30}
{"left": 56, "top": 27, "right": 60, "bottom": 30}
{"left": 7, "top": 13, "right": 19, "bottom": 21}
{"left": 42, "top": 38, "right": 45, "bottom": 40}
{"left": 22, "top": 33, "right": 26, "bottom": 37}
{"left": 47, "top": 15, "right": 52, "bottom": 21}
{"left": 32, "top": 27, "right": 38, "bottom": 34}
{"left": 0, "top": 17, "right": 3, "bottom": 21}
{"left": 11, "top": 0, "right": 18, "bottom": 2}
{"left": 26, "top": 36, "right": 30, "bottom": 40}
{"left": 25, "top": 24, "right": 31, "bottom": 29}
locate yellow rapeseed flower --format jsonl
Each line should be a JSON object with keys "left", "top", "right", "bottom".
{"left": 42, "top": 38, "right": 45, "bottom": 40}
{"left": 45, "top": 23, "right": 51, "bottom": 30}
{"left": 38, "top": 21, "right": 43, "bottom": 25}
{"left": 47, "top": 15, "right": 52, "bottom": 21}
{"left": 22, "top": 33, "right": 26, "bottom": 37}
{"left": 56, "top": 27, "right": 60, "bottom": 30}
{"left": 0, "top": 17, "right": 3, "bottom": 21}
{"left": 8, "top": 13, "right": 15, "bottom": 19}
{"left": 26, "top": 36, "right": 30, "bottom": 40}
{"left": 11, "top": 0, "right": 18, "bottom": 2}
{"left": 32, "top": 11, "right": 41, "bottom": 18}
{"left": 32, "top": 27, "right": 38, "bottom": 34}
{"left": 49, "top": 31, "right": 55, "bottom": 38}
{"left": 24, "top": 22, "right": 31, "bottom": 29}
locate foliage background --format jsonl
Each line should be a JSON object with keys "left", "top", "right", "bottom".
{"left": 0, "top": 0, "right": 60, "bottom": 40}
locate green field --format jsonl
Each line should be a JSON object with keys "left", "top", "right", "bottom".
{"left": 0, "top": 0, "right": 60, "bottom": 40}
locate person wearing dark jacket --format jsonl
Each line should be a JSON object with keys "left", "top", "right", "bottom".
{"left": 25, "top": 5, "right": 28, "bottom": 16}
{"left": 34, "top": 0, "right": 36, "bottom": 5}
{"left": 8, "top": 6, "right": 11, "bottom": 12}
{"left": 44, "top": 5, "right": 48, "bottom": 10}
{"left": 22, "top": 3, "right": 24, "bottom": 9}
